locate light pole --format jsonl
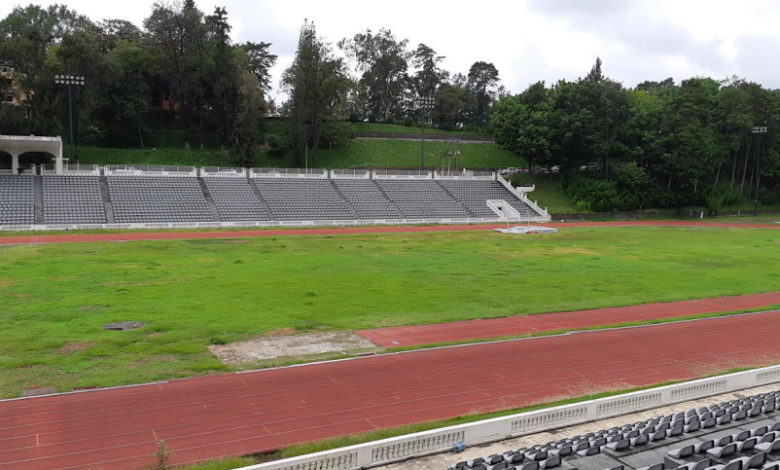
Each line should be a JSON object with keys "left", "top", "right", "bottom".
{"left": 54, "top": 74, "right": 85, "bottom": 162}
{"left": 752, "top": 125, "right": 767, "bottom": 217}
{"left": 416, "top": 96, "right": 435, "bottom": 169}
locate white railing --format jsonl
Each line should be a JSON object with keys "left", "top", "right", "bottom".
{"left": 435, "top": 169, "right": 497, "bottom": 180}
{"left": 201, "top": 167, "right": 247, "bottom": 177}
{"left": 0, "top": 217, "right": 514, "bottom": 233}
{"left": 103, "top": 165, "right": 197, "bottom": 177}
{"left": 496, "top": 178, "right": 549, "bottom": 220}
{"left": 40, "top": 163, "right": 100, "bottom": 176}
{"left": 331, "top": 169, "right": 371, "bottom": 179}
{"left": 0, "top": 169, "right": 13, "bottom": 175}
{"left": 251, "top": 168, "right": 329, "bottom": 179}
{"left": 372, "top": 169, "right": 433, "bottom": 180}
{"left": 233, "top": 364, "right": 780, "bottom": 470}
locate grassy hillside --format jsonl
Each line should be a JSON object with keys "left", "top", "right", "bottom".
{"left": 1, "top": 226, "right": 779, "bottom": 397}
{"left": 78, "top": 139, "right": 522, "bottom": 169}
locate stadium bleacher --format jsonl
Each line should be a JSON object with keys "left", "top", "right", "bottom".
{"left": 376, "top": 180, "right": 473, "bottom": 218}
{"left": 442, "top": 390, "right": 780, "bottom": 470}
{"left": 42, "top": 176, "right": 107, "bottom": 224}
{"left": 0, "top": 175, "right": 35, "bottom": 225}
{"left": 203, "top": 177, "right": 271, "bottom": 222}
{"left": 0, "top": 173, "right": 546, "bottom": 226}
{"left": 106, "top": 176, "right": 214, "bottom": 223}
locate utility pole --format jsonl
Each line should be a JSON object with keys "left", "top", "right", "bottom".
{"left": 752, "top": 126, "right": 767, "bottom": 216}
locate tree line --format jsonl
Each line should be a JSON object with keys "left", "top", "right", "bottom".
{"left": 0, "top": 2, "right": 504, "bottom": 168}
{"left": 0, "top": 1, "right": 276, "bottom": 166}
{"left": 492, "top": 59, "right": 780, "bottom": 212}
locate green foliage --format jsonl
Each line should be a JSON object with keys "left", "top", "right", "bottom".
{"left": 403, "top": 116, "right": 414, "bottom": 127}
{"left": 367, "top": 113, "right": 377, "bottom": 123}
{"left": 283, "top": 21, "right": 350, "bottom": 166}
{"left": 156, "top": 440, "right": 170, "bottom": 469}
{"left": 566, "top": 176, "right": 623, "bottom": 212}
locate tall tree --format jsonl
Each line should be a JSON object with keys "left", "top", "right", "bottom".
{"left": 410, "top": 43, "right": 448, "bottom": 98}
{"left": 339, "top": 28, "right": 410, "bottom": 121}
{"left": 283, "top": 21, "right": 349, "bottom": 166}
{"left": 466, "top": 61, "right": 500, "bottom": 126}
{"left": 0, "top": 4, "right": 93, "bottom": 135}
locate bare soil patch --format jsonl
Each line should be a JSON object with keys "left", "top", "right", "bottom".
{"left": 57, "top": 342, "right": 95, "bottom": 355}
{"left": 209, "top": 331, "right": 379, "bottom": 364}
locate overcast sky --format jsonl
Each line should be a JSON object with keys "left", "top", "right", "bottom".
{"left": 3, "top": 0, "right": 780, "bottom": 101}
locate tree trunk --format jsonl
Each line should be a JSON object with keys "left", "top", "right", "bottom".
{"left": 138, "top": 122, "right": 145, "bottom": 150}
{"left": 667, "top": 175, "right": 673, "bottom": 189}
{"left": 714, "top": 158, "right": 722, "bottom": 188}
{"left": 730, "top": 150, "right": 738, "bottom": 187}
{"left": 740, "top": 139, "right": 752, "bottom": 193}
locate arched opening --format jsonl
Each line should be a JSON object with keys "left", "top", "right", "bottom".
{"left": 0, "top": 151, "right": 10, "bottom": 171}
{"left": 19, "top": 151, "right": 56, "bottom": 174}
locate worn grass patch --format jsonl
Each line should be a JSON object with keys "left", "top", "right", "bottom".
{"left": 0, "top": 226, "right": 779, "bottom": 397}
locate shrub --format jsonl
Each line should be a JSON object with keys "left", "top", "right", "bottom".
{"left": 510, "top": 172, "right": 535, "bottom": 187}
{"left": 265, "top": 133, "right": 289, "bottom": 157}
{"left": 403, "top": 116, "right": 414, "bottom": 127}
{"left": 367, "top": 114, "right": 377, "bottom": 123}
{"left": 565, "top": 176, "right": 623, "bottom": 212}
{"left": 348, "top": 114, "right": 361, "bottom": 123}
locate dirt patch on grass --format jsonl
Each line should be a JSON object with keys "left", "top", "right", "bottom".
{"left": 209, "top": 331, "right": 379, "bottom": 364}
{"left": 57, "top": 342, "right": 96, "bottom": 355}
{"left": 146, "top": 332, "right": 164, "bottom": 338}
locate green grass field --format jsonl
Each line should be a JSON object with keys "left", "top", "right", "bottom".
{"left": 76, "top": 139, "right": 520, "bottom": 169}
{"left": 0, "top": 226, "right": 778, "bottom": 398}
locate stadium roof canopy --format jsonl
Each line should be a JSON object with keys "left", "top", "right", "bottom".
{"left": 0, "top": 135, "right": 63, "bottom": 174}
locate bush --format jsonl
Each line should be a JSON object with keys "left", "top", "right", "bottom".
{"left": 704, "top": 185, "right": 746, "bottom": 215}
{"left": 565, "top": 176, "right": 623, "bottom": 212}
{"left": 510, "top": 172, "right": 535, "bottom": 187}
{"left": 348, "top": 114, "right": 361, "bottom": 123}
{"left": 265, "top": 133, "right": 290, "bottom": 157}
{"left": 403, "top": 117, "right": 414, "bottom": 127}
{"left": 367, "top": 114, "right": 377, "bottom": 124}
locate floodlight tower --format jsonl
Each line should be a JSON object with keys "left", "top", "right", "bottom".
{"left": 752, "top": 125, "right": 768, "bottom": 216}
{"left": 54, "top": 74, "right": 85, "bottom": 161}
{"left": 416, "top": 96, "right": 435, "bottom": 169}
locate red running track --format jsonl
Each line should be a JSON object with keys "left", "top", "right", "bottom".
{"left": 358, "top": 292, "right": 780, "bottom": 347}
{"left": 3, "top": 311, "right": 780, "bottom": 470}
{"left": 0, "top": 220, "right": 778, "bottom": 246}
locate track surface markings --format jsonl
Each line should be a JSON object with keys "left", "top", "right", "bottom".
{"left": 3, "top": 312, "right": 780, "bottom": 469}
{"left": 358, "top": 292, "right": 780, "bottom": 347}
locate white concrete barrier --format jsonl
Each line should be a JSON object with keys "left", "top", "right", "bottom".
{"left": 233, "top": 364, "right": 780, "bottom": 470}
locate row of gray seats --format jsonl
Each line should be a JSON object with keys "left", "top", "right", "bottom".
{"left": 1, "top": 175, "right": 542, "bottom": 225}
{"left": 253, "top": 178, "right": 354, "bottom": 220}
{"left": 377, "top": 180, "right": 472, "bottom": 218}
{"left": 446, "top": 390, "right": 780, "bottom": 470}
{"left": 203, "top": 178, "right": 271, "bottom": 222}
{"left": 42, "top": 176, "right": 106, "bottom": 224}
{"left": 107, "top": 177, "right": 213, "bottom": 223}
{"left": 0, "top": 175, "right": 35, "bottom": 224}
{"left": 333, "top": 179, "right": 404, "bottom": 219}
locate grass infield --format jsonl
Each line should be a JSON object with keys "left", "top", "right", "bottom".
{"left": 0, "top": 226, "right": 779, "bottom": 397}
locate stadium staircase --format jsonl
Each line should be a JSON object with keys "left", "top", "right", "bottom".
{"left": 197, "top": 177, "right": 223, "bottom": 222}
{"left": 436, "top": 180, "right": 478, "bottom": 218}
{"left": 33, "top": 175, "right": 43, "bottom": 224}
{"left": 328, "top": 180, "right": 360, "bottom": 219}
{"left": 98, "top": 176, "right": 116, "bottom": 224}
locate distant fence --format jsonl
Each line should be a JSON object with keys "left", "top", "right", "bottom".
{"left": 251, "top": 168, "right": 329, "bottom": 179}
{"left": 356, "top": 131, "right": 493, "bottom": 142}
{"left": 233, "top": 364, "right": 780, "bottom": 470}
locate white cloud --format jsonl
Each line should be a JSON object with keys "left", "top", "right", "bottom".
{"left": 2, "top": 0, "right": 780, "bottom": 100}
